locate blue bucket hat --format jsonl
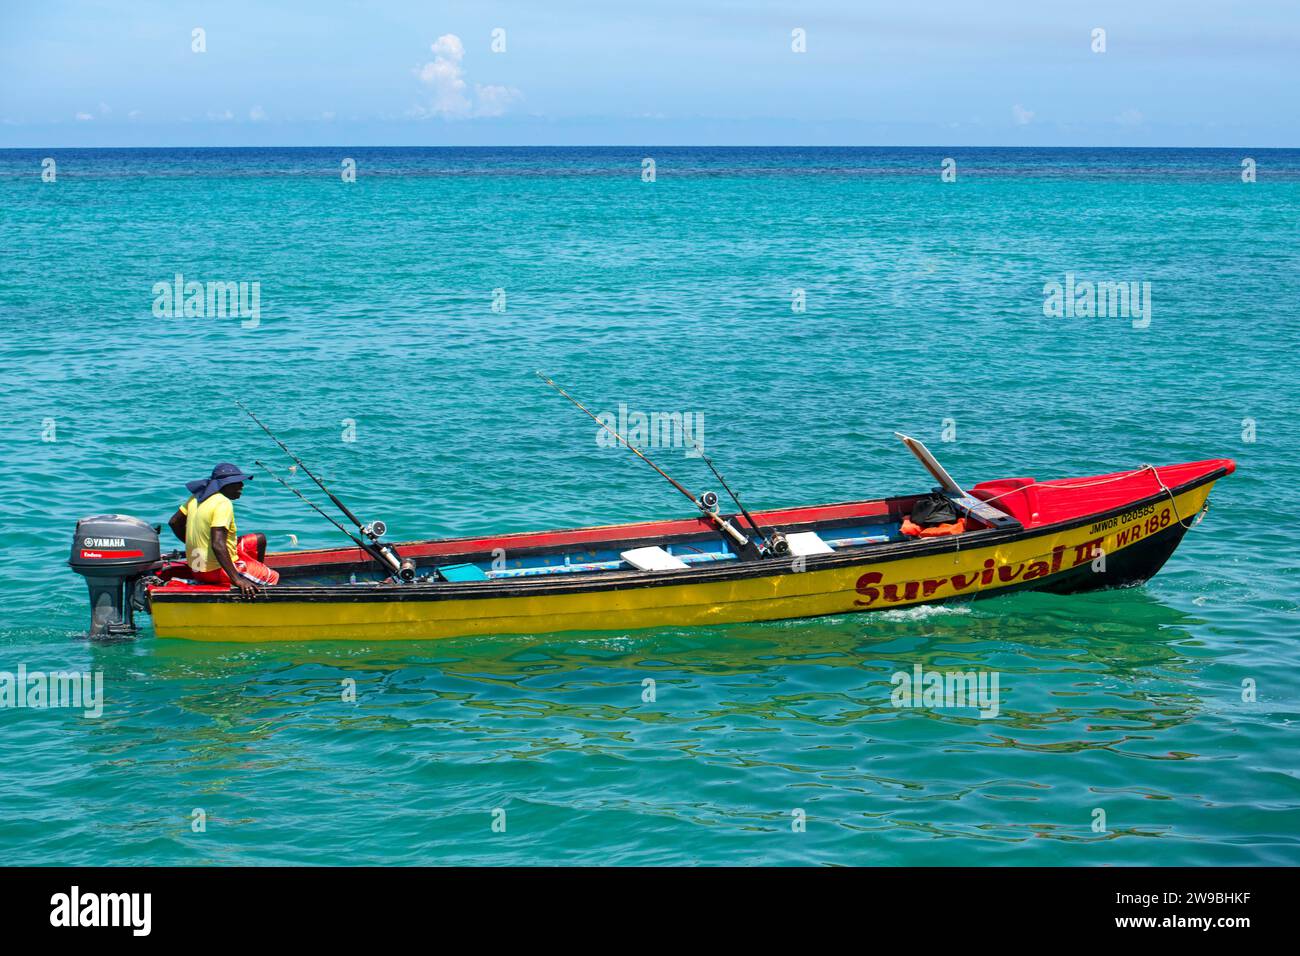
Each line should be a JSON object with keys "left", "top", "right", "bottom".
{"left": 186, "top": 462, "right": 255, "bottom": 503}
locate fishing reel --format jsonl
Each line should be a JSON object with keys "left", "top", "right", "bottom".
{"left": 377, "top": 549, "right": 417, "bottom": 583}
{"left": 360, "top": 521, "right": 416, "bottom": 583}
{"left": 765, "top": 532, "right": 791, "bottom": 557}
{"left": 700, "top": 491, "right": 720, "bottom": 514}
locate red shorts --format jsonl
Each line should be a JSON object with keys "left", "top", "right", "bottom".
{"left": 190, "top": 533, "right": 280, "bottom": 586}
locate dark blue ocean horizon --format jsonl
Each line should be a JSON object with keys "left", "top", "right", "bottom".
{"left": 4, "top": 144, "right": 1299, "bottom": 180}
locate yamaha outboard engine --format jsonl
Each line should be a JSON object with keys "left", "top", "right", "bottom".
{"left": 68, "top": 515, "right": 162, "bottom": 638}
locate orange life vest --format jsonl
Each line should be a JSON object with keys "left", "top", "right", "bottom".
{"left": 900, "top": 517, "right": 968, "bottom": 538}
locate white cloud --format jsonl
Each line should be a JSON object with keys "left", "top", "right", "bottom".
{"left": 413, "top": 33, "right": 519, "bottom": 118}
{"left": 75, "top": 112, "right": 93, "bottom": 121}
{"left": 1011, "top": 104, "right": 1034, "bottom": 126}
{"left": 415, "top": 34, "right": 470, "bottom": 115}
{"left": 127, "top": 109, "right": 142, "bottom": 120}
{"left": 474, "top": 84, "right": 520, "bottom": 117}
{"left": 249, "top": 105, "right": 267, "bottom": 122}
{"left": 1115, "top": 108, "right": 1144, "bottom": 126}
{"left": 207, "top": 109, "right": 235, "bottom": 121}
{"left": 431, "top": 33, "right": 464, "bottom": 61}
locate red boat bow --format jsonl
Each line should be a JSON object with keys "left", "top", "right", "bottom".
{"left": 973, "top": 458, "right": 1235, "bottom": 528}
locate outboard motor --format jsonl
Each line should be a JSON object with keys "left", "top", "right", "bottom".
{"left": 68, "top": 515, "right": 162, "bottom": 638}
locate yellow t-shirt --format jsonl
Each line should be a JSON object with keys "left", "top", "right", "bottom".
{"left": 181, "top": 494, "right": 238, "bottom": 572}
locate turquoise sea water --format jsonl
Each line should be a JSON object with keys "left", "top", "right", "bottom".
{"left": 0, "top": 147, "right": 1297, "bottom": 865}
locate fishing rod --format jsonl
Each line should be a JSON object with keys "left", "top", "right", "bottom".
{"left": 237, "top": 401, "right": 411, "bottom": 580}
{"left": 688, "top": 440, "right": 789, "bottom": 557}
{"left": 256, "top": 460, "right": 415, "bottom": 582}
{"left": 256, "top": 460, "right": 375, "bottom": 553}
{"left": 237, "top": 401, "right": 372, "bottom": 533}
{"left": 535, "top": 372, "right": 763, "bottom": 559}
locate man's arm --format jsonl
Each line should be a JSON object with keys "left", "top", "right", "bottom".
{"left": 211, "top": 527, "right": 257, "bottom": 596}
{"left": 167, "top": 508, "right": 187, "bottom": 543}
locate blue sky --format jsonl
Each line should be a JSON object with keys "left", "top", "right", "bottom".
{"left": 1, "top": 0, "right": 1295, "bottom": 146}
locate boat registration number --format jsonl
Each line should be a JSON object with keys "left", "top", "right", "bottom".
{"left": 1089, "top": 503, "right": 1169, "bottom": 536}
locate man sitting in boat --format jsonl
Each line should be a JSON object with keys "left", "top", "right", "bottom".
{"left": 167, "top": 463, "right": 279, "bottom": 594}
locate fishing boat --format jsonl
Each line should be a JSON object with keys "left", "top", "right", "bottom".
{"left": 69, "top": 423, "right": 1235, "bottom": 642}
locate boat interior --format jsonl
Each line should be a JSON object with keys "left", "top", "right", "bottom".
{"left": 156, "top": 488, "right": 1010, "bottom": 590}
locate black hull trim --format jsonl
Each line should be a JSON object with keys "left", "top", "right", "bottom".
{"left": 966, "top": 518, "right": 1191, "bottom": 605}
{"left": 1043, "top": 519, "right": 1190, "bottom": 595}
